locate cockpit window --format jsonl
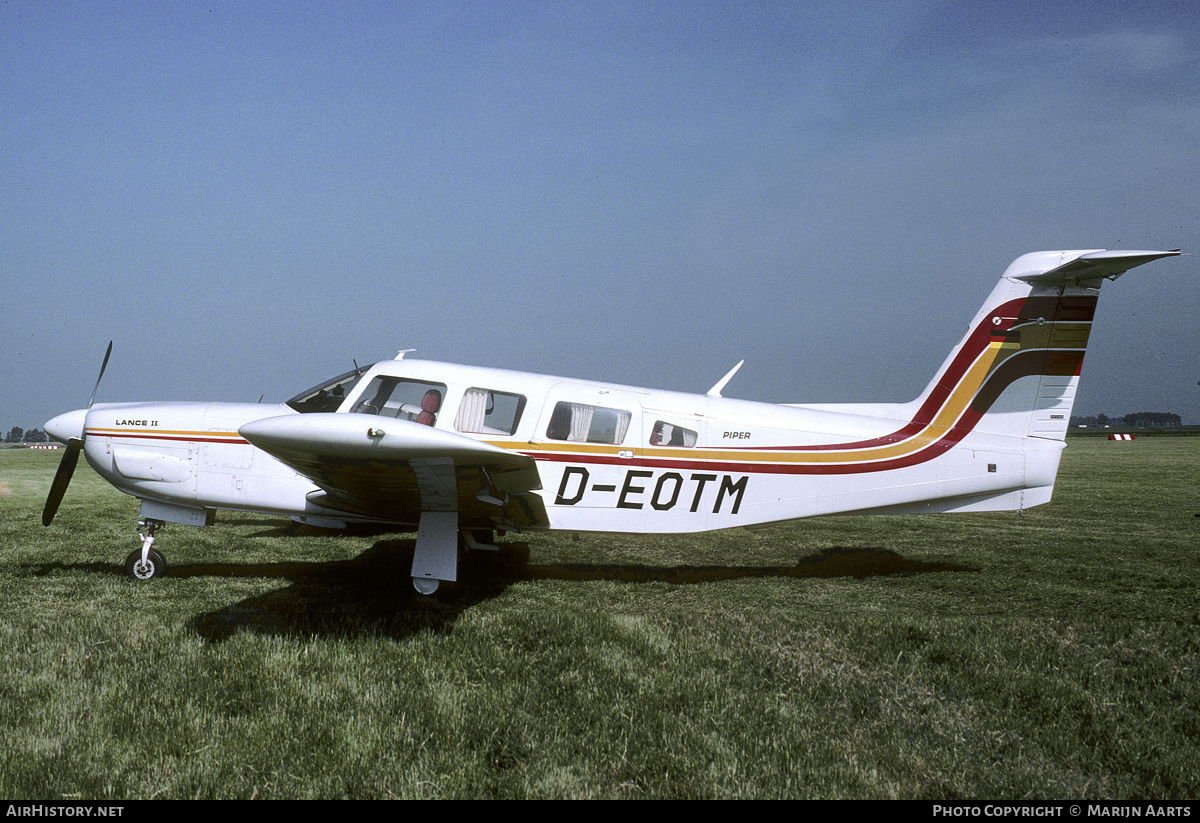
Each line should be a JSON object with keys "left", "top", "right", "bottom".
{"left": 351, "top": 377, "right": 448, "bottom": 426}
{"left": 286, "top": 366, "right": 372, "bottom": 413}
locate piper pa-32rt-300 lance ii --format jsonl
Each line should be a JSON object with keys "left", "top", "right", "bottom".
{"left": 43, "top": 248, "right": 1181, "bottom": 593}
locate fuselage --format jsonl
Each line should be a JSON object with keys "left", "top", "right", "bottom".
{"left": 58, "top": 354, "right": 1058, "bottom": 535}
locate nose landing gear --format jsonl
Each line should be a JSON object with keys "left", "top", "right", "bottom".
{"left": 125, "top": 519, "right": 168, "bottom": 580}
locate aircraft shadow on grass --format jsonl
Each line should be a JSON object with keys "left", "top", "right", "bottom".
{"left": 177, "top": 540, "right": 975, "bottom": 642}
{"left": 29, "top": 536, "right": 975, "bottom": 642}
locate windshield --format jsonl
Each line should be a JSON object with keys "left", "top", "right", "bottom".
{"left": 285, "top": 365, "right": 373, "bottom": 413}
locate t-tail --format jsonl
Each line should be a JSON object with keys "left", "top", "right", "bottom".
{"left": 862, "top": 248, "right": 1181, "bottom": 514}
{"left": 919, "top": 249, "right": 1180, "bottom": 440}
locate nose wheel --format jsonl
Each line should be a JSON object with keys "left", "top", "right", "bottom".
{"left": 125, "top": 519, "right": 168, "bottom": 580}
{"left": 125, "top": 548, "right": 167, "bottom": 580}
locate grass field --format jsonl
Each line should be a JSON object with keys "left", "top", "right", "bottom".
{"left": 1, "top": 438, "right": 1197, "bottom": 799}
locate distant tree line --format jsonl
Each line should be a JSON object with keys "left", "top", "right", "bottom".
{"left": 1070, "top": 412, "right": 1183, "bottom": 428}
{"left": 4, "top": 427, "right": 49, "bottom": 443}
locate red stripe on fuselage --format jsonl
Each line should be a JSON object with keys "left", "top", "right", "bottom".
{"left": 524, "top": 295, "right": 1092, "bottom": 476}
{"left": 86, "top": 430, "right": 250, "bottom": 446}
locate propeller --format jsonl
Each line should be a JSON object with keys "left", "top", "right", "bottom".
{"left": 42, "top": 438, "right": 82, "bottom": 526}
{"left": 42, "top": 342, "right": 112, "bottom": 526}
{"left": 87, "top": 341, "right": 112, "bottom": 410}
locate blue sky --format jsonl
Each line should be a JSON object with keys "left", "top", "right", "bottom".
{"left": 3, "top": 0, "right": 1198, "bottom": 429}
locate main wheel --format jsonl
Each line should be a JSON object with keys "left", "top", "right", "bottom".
{"left": 412, "top": 577, "right": 440, "bottom": 595}
{"left": 125, "top": 548, "right": 167, "bottom": 581}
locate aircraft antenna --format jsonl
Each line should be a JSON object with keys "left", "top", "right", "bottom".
{"left": 707, "top": 360, "right": 744, "bottom": 397}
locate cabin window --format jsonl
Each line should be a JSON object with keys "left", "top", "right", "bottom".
{"left": 546, "top": 401, "right": 632, "bottom": 445}
{"left": 286, "top": 366, "right": 372, "bottom": 413}
{"left": 650, "top": 420, "right": 697, "bottom": 448}
{"left": 351, "top": 377, "right": 447, "bottom": 425}
{"left": 455, "top": 388, "right": 527, "bottom": 436}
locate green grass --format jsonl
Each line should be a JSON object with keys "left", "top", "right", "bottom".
{"left": 1, "top": 439, "right": 1197, "bottom": 799}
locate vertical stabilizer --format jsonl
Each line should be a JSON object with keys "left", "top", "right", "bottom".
{"left": 912, "top": 249, "right": 1179, "bottom": 445}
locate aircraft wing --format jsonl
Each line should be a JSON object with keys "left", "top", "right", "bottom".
{"left": 239, "top": 413, "right": 547, "bottom": 531}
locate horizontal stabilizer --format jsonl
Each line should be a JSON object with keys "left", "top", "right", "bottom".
{"left": 1009, "top": 249, "right": 1181, "bottom": 286}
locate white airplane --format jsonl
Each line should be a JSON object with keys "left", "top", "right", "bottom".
{"left": 43, "top": 249, "right": 1180, "bottom": 593}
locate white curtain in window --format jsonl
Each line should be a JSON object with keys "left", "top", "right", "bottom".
{"left": 568, "top": 403, "right": 593, "bottom": 441}
{"left": 455, "top": 389, "right": 489, "bottom": 433}
{"left": 612, "top": 411, "right": 630, "bottom": 444}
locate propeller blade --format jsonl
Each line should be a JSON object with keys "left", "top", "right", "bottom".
{"left": 44, "top": 342, "right": 110, "bottom": 525}
{"left": 86, "top": 341, "right": 113, "bottom": 410}
{"left": 42, "top": 439, "right": 82, "bottom": 526}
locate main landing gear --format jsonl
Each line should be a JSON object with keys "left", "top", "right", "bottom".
{"left": 412, "top": 577, "right": 441, "bottom": 595}
{"left": 409, "top": 514, "right": 501, "bottom": 596}
{"left": 125, "top": 519, "right": 168, "bottom": 581}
